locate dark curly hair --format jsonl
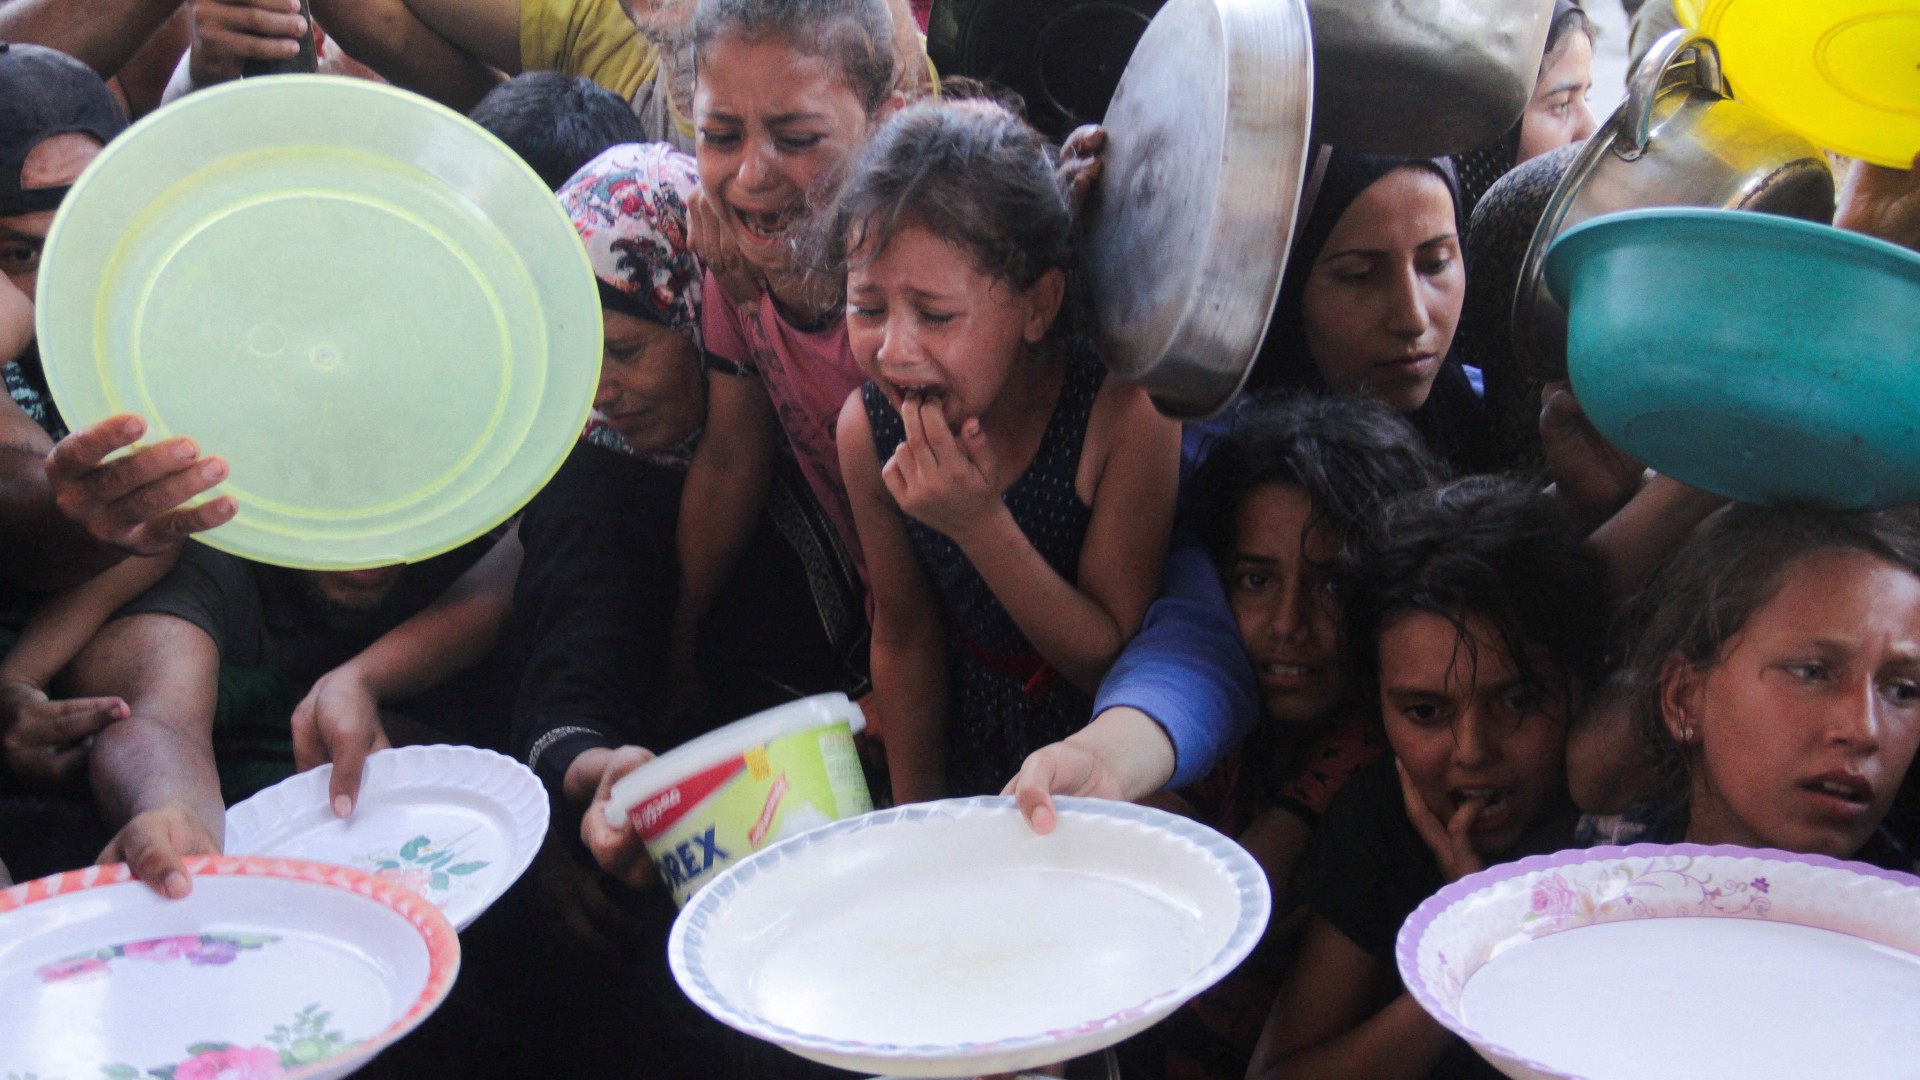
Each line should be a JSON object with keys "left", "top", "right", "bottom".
{"left": 1623, "top": 503, "right": 1920, "bottom": 805}
{"left": 829, "top": 98, "right": 1071, "bottom": 292}
{"left": 1192, "top": 393, "right": 1449, "bottom": 578}
{"left": 1345, "top": 475, "right": 1609, "bottom": 725}
{"left": 692, "top": 0, "right": 898, "bottom": 114}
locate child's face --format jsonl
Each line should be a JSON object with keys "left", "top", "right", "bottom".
{"left": 1228, "top": 483, "right": 1347, "bottom": 730}
{"left": 1380, "top": 610, "right": 1569, "bottom": 858}
{"left": 1672, "top": 550, "right": 1920, "bottom": 859}
{"left": 846, "top": 224, "right": 1061, "bottom": 430}
{"left": 1300, "top": 167, "right": 1462, "bottom": 415}
{"left": 1, "top": 132, "right": 102, "bottom": 301}
{"left": 595, "top": 308, "right": 706, "bottom": 454}
{"left": 694, "top": 31, "right": 876, "bottom": 278}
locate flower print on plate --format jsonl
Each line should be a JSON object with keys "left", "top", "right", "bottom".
{"left": 223, "top": 745, "right": 547, "bottom": 930}
{"left": 1, "top": 858, "right": 458, "bottom": 1080}
{"left": 358, "top": 833, "right": 491, "bottom": 907}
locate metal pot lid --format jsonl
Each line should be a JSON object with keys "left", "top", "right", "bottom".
{"left": 1080, "top": 0, "right": 1312, "bottom": 420}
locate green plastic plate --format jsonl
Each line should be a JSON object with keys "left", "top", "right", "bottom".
{"left": 36, "top": 76, "right": 600, "bottom": 569}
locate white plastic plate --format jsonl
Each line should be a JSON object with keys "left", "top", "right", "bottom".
{"left": 670, "top": 796, "right": 1270, "bottom": 1077}
{"left": 0, "top": 856, "right": 459, "bottom": 1079}
{"left": 225, "top": 745, "right": 547, "bottom": 930}
{"left": 1399, "top": 844, "right": 1920, "bottom": 1079}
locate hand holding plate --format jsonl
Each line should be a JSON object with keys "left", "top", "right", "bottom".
{"left": 290, "top": 666, "right": 392, "bottom": 817}
{"left": 1539, "top": 380, "right": 1645, "bottom": 533}
{"left": 45, "top": 415, "right": 237, "bottom": 557}
{"left": 0, "top": 683, "right": 126, "bottom": 793}
{"left": 99, "top": 804, "right": 220, "bottom": 899}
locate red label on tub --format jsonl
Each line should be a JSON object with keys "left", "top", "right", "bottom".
{"left": 629, "top": 758, "right": 748, "bottom": 841}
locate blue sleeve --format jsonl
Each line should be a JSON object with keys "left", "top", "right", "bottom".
{"left": 1091, "top": 538, "right": 1258, "bottom": 790}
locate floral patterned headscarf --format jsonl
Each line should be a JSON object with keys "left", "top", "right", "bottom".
{"left": 559, "top": 141, "right": 704, "bottom": 348}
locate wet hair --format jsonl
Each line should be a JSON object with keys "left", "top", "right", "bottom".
{"left": 691, "top": 0, "right": 897, "bottom": 114}
{"left": 1193, "top": 392, "right": 1448, "bottom": 575}
{"left": 830, "top": 98, "right": 1070, "bottom": 293}
{"left": 469, "top": 72, "right": 651, "bottom": 190}
{"left": 1625, "top": 504, "right": 1920, "bottom": 803}
{"left": 1345, "top": 476, "right": 1609, "bottom": 724}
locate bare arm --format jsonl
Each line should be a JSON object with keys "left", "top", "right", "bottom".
{"left": 70, "top": 612, "right": 224, "bottom": 897}
{"left": 840, "top": 392, "right": 949, "bottom": 804}
{"left": 304, "top": 0, "right": 503, "bottom": 107}
{"left": 1250, "top": 915, "right": 1455, "bottom": 1080}
{"left": 0, "top": 0, "right": 183, "bottom": 77}
{"left": 671, "top": 372, "right": 776, "bottom": 680}
{"left": 1584, "top": 473, "right": 1725, "bottom": 600}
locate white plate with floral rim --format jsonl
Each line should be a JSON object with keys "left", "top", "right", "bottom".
{"left": 1398, "top": 844, "right": 1920, "bottom": 1079}
{"left": 0, "top": 855, "right": 460, "bottom": 1080}
{"left": 669, "top": 796, "right": 1270, "bottom": 1078}
{"left": 224, "top": 745, "right": 547, "bottom": 930}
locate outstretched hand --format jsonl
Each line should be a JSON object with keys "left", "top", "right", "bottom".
{"left": 290, "top": 666, "right": 392, "bottom": 818}
{"left": 1539, "top": 380, "right": 1644, "bottom": 533}
{"left": 46, "top": 414, "right": 236, "bottom": 557}
{"left": 1397, "top": 759, "right": 1484, "bottom": 884}
{"left": 1003, "top": 741, "right": 1128, "bottom": 836}
{"left": 882, "top": 395, "right": 1002, "bottom": 542}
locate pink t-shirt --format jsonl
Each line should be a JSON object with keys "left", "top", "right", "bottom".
{"left": 701, "top": 273, "right": 868, "bottom": 582}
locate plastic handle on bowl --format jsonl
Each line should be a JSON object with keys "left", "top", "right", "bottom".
{"left": 1621, "top": 29, "right": 1726, "bottom": 157}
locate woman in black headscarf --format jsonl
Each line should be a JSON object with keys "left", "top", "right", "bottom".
{"left": 1248, "top": 147, "right": 1491, "bottom": 473}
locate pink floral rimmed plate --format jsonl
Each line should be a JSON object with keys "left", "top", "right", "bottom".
{"left": 670, "top": 796, "right": 1270, "bottom": 1078}
{"left": 224, "top": 745, "right": 548, "bottom": 930}
{"left": 0, "top": 855, "right": 460, "bottom": 1080}
{"left": 1397, "top": 844, "right": 1920, "bottom": 1079}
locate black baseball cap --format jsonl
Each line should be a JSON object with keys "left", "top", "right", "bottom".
{"left": 0, "top": 41, "right": 127, "bottom": 217}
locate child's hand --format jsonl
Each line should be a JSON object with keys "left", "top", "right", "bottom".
{"left": 1397, "top": 758, "right": 1486, "bottom": 884}
{"left": 1836, "top": 151, "right": 1920, "bottom": 252}
{"left": 574, "top": 745, "right": 661, "bottom": 891}
{"left": 0, "top": 683, "right": 127, "bottom": 793}
{"left": 688, "top": 186, "right": 762, "bottom": 306}
{"left": 882, "top": 395, "right": 1004, "bottom": 542}
{"left": 290, "top": 665, "right": 393, "bottom": 818}
{"left": 0, "top": 272, "right": 31, "bottom": 366}
{"left": 1540, "top": 380, "right": 1644, "bottom": 532}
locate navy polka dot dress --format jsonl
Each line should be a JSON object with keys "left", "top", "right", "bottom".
{"left": 863, "top": 342, "right": 1105, "bottom": 796}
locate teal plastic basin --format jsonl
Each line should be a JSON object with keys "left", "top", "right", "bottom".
{"left": 1545, "top": 207, "right": 1920, "bottom": 509}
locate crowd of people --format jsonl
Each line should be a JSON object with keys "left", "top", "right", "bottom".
{"left": 1, "top": 0, "right": 1917, "bottom": 1076}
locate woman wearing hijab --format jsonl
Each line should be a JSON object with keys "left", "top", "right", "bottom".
{"left": 1453, "top": 0, "right": 1597, "bottom": 222}
{"left": 1248, "top": 148, "right": 1489, "bottom": 473}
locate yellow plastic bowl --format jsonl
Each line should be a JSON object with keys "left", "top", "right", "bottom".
{"left": 1702, "top": 0, "right": 1920, "bottom": 169}
{"left": 1674, "top": 0, "right": 1706, "bottom": 28}
{"left": 36, "top": 77, "right": 602, "bottom": 570}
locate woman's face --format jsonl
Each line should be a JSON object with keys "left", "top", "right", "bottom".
{"left": 1227, "top": 483, "right": 1348, "bottom": 730}
{"left": 595, "top": 308, "right": 707, "bottom": 454}
{"left": 1517, "top": 31, "right": 1597, "bottom": 163}
{"left": 1671, "top": 550, "right": 1920, "bottom": 859}
{"left": 1380, "top": 610, "right": 1569, "bottom": 858}
{"left": 694, "top": 31, "right": 877, "bottom": 277}
{"left": 1300, "top": 167, "right": 1464, "bottom": 414}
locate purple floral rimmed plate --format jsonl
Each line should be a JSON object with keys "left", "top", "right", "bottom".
{"left": 1397, "top": 844, "right": 1920, "bottom": 1079}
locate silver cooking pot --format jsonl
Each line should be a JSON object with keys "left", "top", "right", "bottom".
{"left": 1308, "top": 0, "right": 1555, "bottom": 157}
{"left": 1513, "top": 29, "right": 1836, "bottom": 381}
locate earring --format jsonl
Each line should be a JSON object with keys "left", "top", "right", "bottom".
{"left": 1677, "top": 721, "right": 1695, "bottom": 744}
